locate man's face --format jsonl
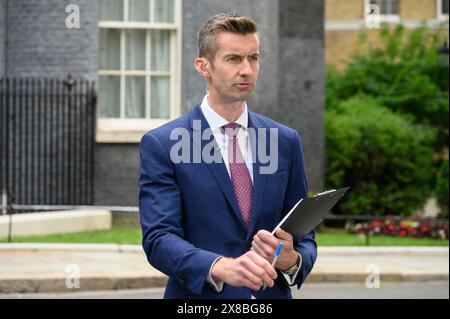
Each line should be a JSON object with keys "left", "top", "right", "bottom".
{"left": 207, "top": 32, "right": 260, "bottom": 103}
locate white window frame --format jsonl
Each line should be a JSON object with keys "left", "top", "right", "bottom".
{"left": 97, "top": 0, "right": 182, "bottom": 143}
{"left": 437, "top": 0, "right": 449, "bottom": 21}
{"left": 365, "top": 0, "right": 401, "bottom": 24}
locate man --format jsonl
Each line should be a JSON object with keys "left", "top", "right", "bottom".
{"left": 139, "top": 13, "right": 317, "bottom": 299}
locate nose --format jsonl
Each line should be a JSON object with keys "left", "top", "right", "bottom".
{"left": 238, "top": 59, "right": 253, "bottom": 77}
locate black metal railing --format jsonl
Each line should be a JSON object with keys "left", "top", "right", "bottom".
{"left": 0, "top": 76, "right": 96, "bottom": 208}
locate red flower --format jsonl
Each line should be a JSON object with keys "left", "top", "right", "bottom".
{"left": 419, "top": 226, "right": 429, "bottom": 234}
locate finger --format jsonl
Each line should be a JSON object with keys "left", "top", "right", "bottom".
{"left": 276, "top": 227, "right": 293, "bottom": 241}
{"left": 256, "top": 230, "right": 280, "bottom": 246}
{"left": 252, "top": 236, "right": 276, "bottom": 258}
{"left": 247, "top": 280, "right": 263, "bottom": 291}
{"left": 247, "top": 252, "right": 277, "bottom": 283}
{"left": 249, "top": 252, "right": 277, "bottom": 280}
{"left": 235, "top": 274, "right": 260, "bottom": 291}
{"left": 238, "top": 267, "right": 264, "bottom": 289}
{"left": 241, "top": 255, "right": 273, "bottom": 287}
{"left": 255, "top": 231, "right": 279, "bottom": 249}
{"left": 251, "top": 242, "right": 272, "bottom": 261}
{"left": 256, "top": 229, "right": 272, "bottom": 238}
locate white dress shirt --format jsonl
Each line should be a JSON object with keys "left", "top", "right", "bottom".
{"left": 200, "top": 95, "right": 302, "bottom": 293}
{"left": 200, "top": 95, "right": 254, "bottom": 180}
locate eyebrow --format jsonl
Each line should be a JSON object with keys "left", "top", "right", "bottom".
{"left": 223, "top": 52, "right": 260, "bottom": 59}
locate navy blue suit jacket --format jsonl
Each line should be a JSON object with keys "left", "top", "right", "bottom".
{"left": 139, "top": 104, "right": 317, "bottom": 299}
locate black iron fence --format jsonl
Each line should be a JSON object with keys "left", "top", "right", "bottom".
{"left": 0, "top": 76, "right": 96, "bottom": 208}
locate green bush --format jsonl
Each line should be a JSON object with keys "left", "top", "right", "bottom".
{"left": 325, "top": 98, "right": 437, "bottom": 216}
{"left": 326, "top": 24, "right": 448, "bottom": 152}
{"left": 435, "top": 159, "right": 449, "bottom": 218}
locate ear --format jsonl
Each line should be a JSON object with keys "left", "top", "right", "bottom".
{"left": 194, "top": 57, "right": 211, "bottom": 78}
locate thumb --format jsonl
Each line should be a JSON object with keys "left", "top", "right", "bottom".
{"left": 275, "top": 227, "right": 292, "bottom": 240}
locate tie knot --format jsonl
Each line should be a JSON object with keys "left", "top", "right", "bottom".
{"left": 223, "top": 122, "right": 240, "bottom": 137}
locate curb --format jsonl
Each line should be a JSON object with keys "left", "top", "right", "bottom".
{"left": 0, "top": 243, "right": 143, "bottom": 253}
{"left": 318, "top": 246, "right": 449, "bottom": 256}
{"left": 1, "top": 272, "right": 448, "bottom": 294}
{"left": 0, "top": 276, "right": 169, "bottom": 294}
{"left": 0, "top": 244, "right": 447, "bottom": 254}
{"left": 305, "top": 273, "right": 449, "bottom": 283}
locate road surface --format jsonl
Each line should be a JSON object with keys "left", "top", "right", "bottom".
{"left": 0, "top": 281, "right": 448, "bottom": 299}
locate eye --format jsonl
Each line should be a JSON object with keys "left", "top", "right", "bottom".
{"left": 250, "top": 55, "right": 259, "bottom": 61}
{"left": 227, "top": 56, "right": 239, "bottom": 63}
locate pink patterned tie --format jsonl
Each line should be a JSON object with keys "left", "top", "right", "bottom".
{"left": 223, "top": 123, "right": 253, "bottom": 229}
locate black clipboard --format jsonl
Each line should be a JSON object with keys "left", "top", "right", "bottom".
{"left": 271, "top": 187, "right": 350, "bottom": 236}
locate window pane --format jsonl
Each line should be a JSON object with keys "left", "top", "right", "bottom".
{"left": 369, "top": 0, "right": 398, "bottom": 15}
{"left": 154, "top": 0, "right": 174, "bottom": 23}
{"left": 151, "top": 77, "right": 170, "bottom": 119}
{"left": 100, "top": 0, "right": 123, "bottom": 21}
{"left": 99, "top": 76, "right": 120, "bottom": 118}
{"left": 443, "top": 0, "right": 449, "bottom": 14}
{"left": 126, "top": 77, "right": 146, "bottom": 118}
{"left": 390, "top": 0, "right": 399, "bottom": 14}
{"left": 99, "top": 29, "right": 121, "bottom": 70}
{"left": 129, "top": 0, "right": 150, "bottom": 22}
{"left": 151, "top": 30, "right": 171, "bottom": 71}
{"left": 126, "top": 30, "right": 146, "bottom": 70}
{"left": 380, "top": 1, "right": 388, "bottom": 14}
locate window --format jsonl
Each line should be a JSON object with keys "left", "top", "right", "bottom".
{"left": 98, "top": 0, "right": 180, "bottom": 130}
{"left": 369, "top": 0, "right": 399, "bottom": 15}
{"left": 366, "top": 0, "right": 400, "bottom": 23}
{"left": 438, "top": 0, "right": 449, "bottom": 20}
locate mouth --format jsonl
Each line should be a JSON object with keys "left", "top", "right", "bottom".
{"left": 234, "top": 83, "right": 253, "bottom": 90}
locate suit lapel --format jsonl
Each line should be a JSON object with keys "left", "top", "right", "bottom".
{"left": 188, "top": 105, "right": 246, "bottom": 231}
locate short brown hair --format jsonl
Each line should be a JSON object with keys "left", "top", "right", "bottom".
{"left": 197, "top": 13, "right": 258, "bottom": 60}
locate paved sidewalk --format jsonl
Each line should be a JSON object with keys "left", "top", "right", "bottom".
{"left": 0, "top": 244, "right": 448, "bottom": 293}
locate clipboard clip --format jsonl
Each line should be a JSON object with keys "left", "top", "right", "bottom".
{"left": 314, "top": 189, "right": 336, "bottom": 197}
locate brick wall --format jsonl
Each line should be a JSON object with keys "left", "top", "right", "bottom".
{"left": 326, "top": 0, "right": 364, "bottom": 20}
{"left": 5, "top": 0, "right": 98, "bottom": 80}
{"left": 401, "top": 0, "right": 437, "bottom": 19}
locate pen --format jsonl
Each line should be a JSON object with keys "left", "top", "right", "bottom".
{"left": 262, "top": 242, "right": 283, "bottom": 291}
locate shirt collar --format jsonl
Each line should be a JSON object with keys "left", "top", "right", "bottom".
{"left": 200, "top": 95, "right": 248, "bottom": 131}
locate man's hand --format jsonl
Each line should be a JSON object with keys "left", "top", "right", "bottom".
{"left": 251, "top": 228, "right": 299, "bottom": 271}
{"left": 211, "top": 251, "right": 277, "bottom": 291}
